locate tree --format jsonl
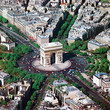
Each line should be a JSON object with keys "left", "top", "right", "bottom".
{"left": 2, "top": 17, "right": 8, "bottom": 23}
{"left": 0, "top": 15, "right": 2, "bottom": 22}
{"left": 57, "top": 30, "right": 63, "bottom": 38}
{"left": 7, "top": 24, "right": 19, "bottom": 32}
{"left": 14, "top": 45, "right": 32, "bottom": 55}
{"left": 80, "top": 88, "right": 86, "bottom": 93}
{"left": 1, "top": 100, "right": 6, "bottom": 105}
{"left": 74, "top": 83, "right": 80, "bottom": 88}
{"left": 32, "top": 91, "right": 37, "bottom": 97}
{"left": 52, "top": 38, "right": 58, "bottom": 42}
{"left": 63, "top": 11, "right": 69, "bottom": 21}
{"left": 89, "top": 64, "right": 94, "bottom": 71}
{"left": 107, "top": 97, "right": 110, "bottom": 101}
{"left": 85, "top": 65, "right": 90, "bottom": 70}
{"left": 27, "top": 100, "right": 32, "bottom": 106}
{"left": 0, "top": 44, "right": 7, "bottom": 51}
{"left": 66, "top": 14, "right": 72, "bottom": 22}
{"left": 94, "top": 47, "right": 109, "bottom": 54}
{"left": 103, "top": 62, "right": 109, "bottom": 73}
{"left": 93, "top": 87, "right": 97, "bottom": 91}
{"left": 87, "top": 82, "right": 92, "bottom": 87}
{"left": 25, "top": 106, "right": 30, "bottom": 110}
{"left": 30, "top": 95, "right": 34, "bottom": 101}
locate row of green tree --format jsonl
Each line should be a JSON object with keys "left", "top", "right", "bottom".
{"left": 7, "top": 24, "right": 27, "bottom": 39}
{"left": 53, "top": 11, "right": 69, "bottom": 38}
{"left": 93, "top": 47, "right": 109, "bottom": 54}
{"left": 74, "top": 71, "right": 92, "bottom": 87}
{"left": 25, "top": 74, "right": 45, "bottom": 110}
{"left": 60, "top": 39, "right": 88, "bottom": 54}
{"left": 57, "top": 15, "right": 77, "bottom": 39}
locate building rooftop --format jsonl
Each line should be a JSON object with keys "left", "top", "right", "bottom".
{"left": 0, "top": 30, "right": 8, "bottom": 38}
{"left": 88, "top": 39, "right": 107, "bottom": 47}
{"left": 38, "top": 35, "right": 49, "bottom": 39}
{"left": 94, "top": 72, "right": 108, "bottom": 78}
{"left": 107, "top": 50, "right": 110, "bottom": 54}
{"left": 53, "top": 79, "right": 68, "bottom": 87}
{"left": 66, "top": 86, "right": 78, "bottom": 93}
{"left": 0, "top": 71, "right": 9, "bottom": 79}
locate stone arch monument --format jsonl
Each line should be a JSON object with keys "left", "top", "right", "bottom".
{"left": 40, "top": 42, "right": 63, "bottom": 66}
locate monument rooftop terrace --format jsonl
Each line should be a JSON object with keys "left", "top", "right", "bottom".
{"left": 40, "top": 42, "right": 63, "bottom": 51}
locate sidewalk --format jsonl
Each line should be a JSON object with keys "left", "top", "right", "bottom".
{"left": 81, "top": 72, "right": 93, "bottom": 84}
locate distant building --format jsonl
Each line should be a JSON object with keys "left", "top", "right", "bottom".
{"left": 37, "top": 35, "right": 49, "bottom": 45}
{"left": 53, "top": 79, "right": 68, "bottom": 87}
{"left": 107, "top": 50, "right": 110, "bottom": 61}
{"left": 60, "top": 106, "right": 71, "bottom": 110}
{"left": 88, "top": 39, "right": 108, "bottom": 51}
{"left": 52, "top": 79, "right": 68, "bottom": 92}
{"left": 0, "top": 31, "right": 15, "bottom": 50}
{"left": 54, "top": 85, "right": 96, "bottom": 109}
{"left": 0, "top": 71, "right": 10, "bottom": 86}
{"left": 95, "top": 29, "right": 110, "bottom": 46}
{"left": 39, "top": 79, "right": 102, "bottom": 110}
{"left": 93, "top": 72, "right": 110, "bottom": 92}
{"left": 0, "top": 80, "right": 31, "bottom": 110}
{"left": 67, "top": 35, "right": 81, "bottom": 45}
{"left": 42, "top": 90, "right": 59, "bottom": 109}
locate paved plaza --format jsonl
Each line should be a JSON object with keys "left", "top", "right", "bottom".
{"left": 32, "top": 60, "right": 71, "bottom": 71}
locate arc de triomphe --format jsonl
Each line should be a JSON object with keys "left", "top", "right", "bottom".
{"left": 40, "top": 42, "right": 63, "bottom": 66}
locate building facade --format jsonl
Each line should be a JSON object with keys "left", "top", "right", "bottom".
{"left": 107, "top": 50, "right": 110, "bottom": 61}
{"left": 93, "top": 72, "right": 110, "bottom": 92}
{"left": 0, "top": 30, "right": 15, "bottom": 50}
{"left": 0, "top": 71, "right": 10, "bottom": 86}
{"left": 88, "top": 39, "right": 108, "bottom": 51}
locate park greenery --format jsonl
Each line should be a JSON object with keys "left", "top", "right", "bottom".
{"left": 0, "top": 45, "right": 32, "bottom": 79}
{"left": 0, "top": 44, "right": 8, "bottom": 51}
{"left": 93, "top": 47, "right": 109, "bottom": 54}
{"left": 0, "top": 15, "right": 8, "bottom": 23}
{"left": 85, "top": 52, "right": 109, "bottom": 77}
{"left": 58, "top": 39, "right": 88, "bottom": 56}
{"left": 101, "top": 0, "right": 109, "bottom": 2}
{"left": 0, "top": 44, "right": 46, "bottom": 109}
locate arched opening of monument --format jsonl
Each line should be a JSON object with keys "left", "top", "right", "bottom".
{"left": 42, "top": 57, "right": 44, "bottom": 65}
{"left": 51, "top": 53, "right": 55, "bottom": 64}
